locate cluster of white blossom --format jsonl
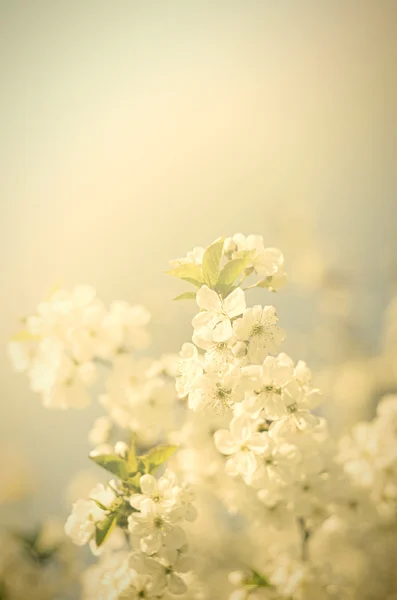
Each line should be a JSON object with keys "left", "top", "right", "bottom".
{"left": 8, "top": 285, "right": 150, "bottom": 409}
{"left": 8, "top": 233, "right": 397, "bottom": 599}
{"left": 338, "top": 394, "right": 397, "bottom": 520}
{"left": 65, "top": 440, "right": 197, "bottom": 599}
{"left": 98, "top": 354, "right": 180, "bottom": 447}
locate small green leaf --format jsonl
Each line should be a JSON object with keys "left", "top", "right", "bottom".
{"left": 95, "top": 513, "right": 117, "bottom": 547}
{"left": 167, "top": 264, "right": 204, "bottom": 287}
{"left": 140, "top": 444, "right": 178, "bottom": 474}
{"left": 248, "top": 568, "right": 272, "bottom": 588}
{"left": 173, "top": 291, "right": 197, "bottom": 301}
{"left": 218, "top": 250, "right": 254, "bottom": 287}
{"left": 202, "top": 238, "right": 224, "bottom": 288}
{"left": 90, "top": 454, "right": 129, "bottom": 481}
{"left": 127, "top": 440, "right": 138, "bottom": 474}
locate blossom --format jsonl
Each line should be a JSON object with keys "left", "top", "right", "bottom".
{"left": 268, "top": 380, "right": 321, "bottom": 438}
{"left": 234, "top": 306, "right": 285, "bottom": 364}
{"left": 128, "top": 498, "right": 187, "bottom": 555}
{"left": 226, "top": 234, "right": 287, "bottom": 285}
{"left": 243, "top": 354, "right": 294, "bottom": 417}
{"left": 214, "top": 413, "right": 269, "bottom": 483}
{"left": 193, "top": 364, "right": 244, "bottom": 412}
{"left": 169, "top": 246, "right": 205, "bottom": 267}
{"left": 192, "top": 286, "right": 246, "bottom": 342}
{"left": 157, "top": 548, "right": 194, "bottom": 595}
{"left": 176, "top": 343, "right": 204, "bottom": 401}
{"left": 64, "top": 499, "right": 98, "bottom": 546}
{"left": 129, "top": 472, "right": 177, "bottom": 512}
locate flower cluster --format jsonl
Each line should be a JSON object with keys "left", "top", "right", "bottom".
{"left": 65, "top": 439, "right": 197, "bottom": 599}
{"left": 338, "top": 394, "right": 397, "bottom": 520}
{"left": 8, "top": 286, "right": 150, "bottom": 408}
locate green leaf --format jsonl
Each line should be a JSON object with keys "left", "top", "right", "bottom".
{"left": 248, "top": 568, "right": 272, "bottom": 588}
{"left": 202, "top": 238, "right": 224, "bottom": 288}
{"left": 127, "top": 440, "right": 138, "bottom": 473}
{"left": 167, "top": 264, "right": 204, "bottom": 287}
{"left": 140, "top": 444, "right": 178, "bottom": 474}
{"left": 95, "top": 513, "right": 117, "bottom": 547}
{"left": 173, "top": 291, "right": 197, "bottom": 301}
{"left": 218, "top": 250, "right": 254, "bottom": 287}
{"left": 90, "top": 454, "right": 129, "bottom": 481}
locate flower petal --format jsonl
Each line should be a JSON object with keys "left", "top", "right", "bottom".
{"left": 168, "top": 573, "right": 187, "bottom": 595}
{"left": 224, "top": 288, "right": 246, "bottom": 318}
{"left": 214, "top": 429, "right": 239, "bottom": 455}
{"left": 139, "top": 474, "right": 158, "bottom": 497}
{"left": 213, "top": 318, "right": 233, "bottom": 342}
{"left": 230, "top": 414, "right": 252, "bottom": 444}
{"left": 165, "top": 525, "right": 187, "bottom": 550}
{"left": 196, "top": 286, "right": 222, "bottom": 312}
{"left": 247, "top": 432, "right": 269, "bottom": 454}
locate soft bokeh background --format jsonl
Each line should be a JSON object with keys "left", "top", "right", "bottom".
{"left": 0, "top": 1, "right": 396, "bottom": 524}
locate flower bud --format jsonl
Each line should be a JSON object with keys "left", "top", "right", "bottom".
{"left": 232, "top": 341, "right": 247, "bottom": 358}
{"left": 114, "top": 441, "right": 129, "bottom": 458}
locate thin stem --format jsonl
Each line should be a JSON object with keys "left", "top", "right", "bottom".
{"left": 297, "top": 517, "right": 310, "bottom": 562}
{"left": 94, "top": 356, "right": 113, "bottom": 368}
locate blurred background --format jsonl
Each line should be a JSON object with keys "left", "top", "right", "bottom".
{"left": 0, "top": 0, "right": 396, "bottom": 529}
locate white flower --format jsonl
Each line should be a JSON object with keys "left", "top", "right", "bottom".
{"left": 176, "top": 343, "right": 204, "bottom": 400}
{"left": 195, "top": 364, "right": 244, "bottom": 412}
{"left": 169, "top": 246, "right": 205, "bottom": 267}
{"left": 157, "top": 548, "right": 194, "bottom": 595}
{"left": 228, "top": 234, "right": 286, "bottom": 281}
{"left": 64, "top": 499, "right": 97, "bottom": 546}
{"left": 214, "top": 414, "right": 269, "bottom": 483}
{"left": 268, "top": 380, "right": 321, "bottom": 438}
{"left": 243, "top": 355, "right": 293, "bottom": 417}
{"left": 128, "top": 498, "right": 187, "bottom": 555}
{"left": 129, "top": 473, "right": 176, "bottom": 512}
{"left": 104, "top": 302, "right": 151, "bottom": 350}
{"left": 126, "top": 552, "right": 167, "bottom": 597}
{"left": 234, "top": 306, "right": 285, "bottom": 364}
{"left": 192, "top": 286, "right": 246, "bottom": 342}
{"left": 192, "top": 328, "right": 236, "bottom": 369}
{"left": 338, "top": 422, "right": 378, "bottom": 488}
{"left": 171, "top": 481, "right": 197, "bottom": 522}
